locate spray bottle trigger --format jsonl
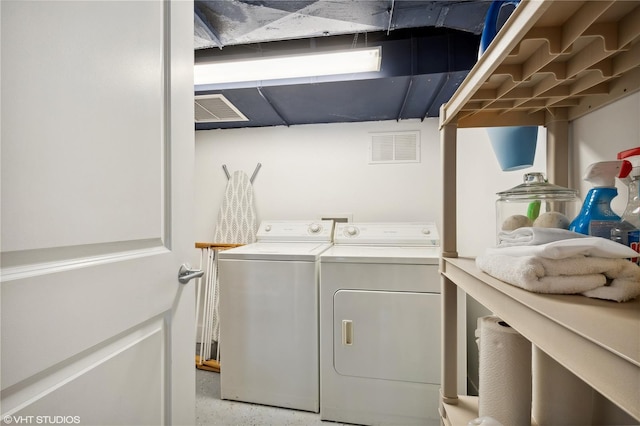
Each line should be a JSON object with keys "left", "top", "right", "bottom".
{"left": 619, "top": 160, "right": 633, "bottom": 179}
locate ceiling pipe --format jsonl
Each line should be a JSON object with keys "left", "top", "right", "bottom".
{"left": 422, "top": 73, "right": 450, "bottom": 121}
{"left": 257, "top": 87, "right": 290, "bottom": 127}
{"left": 396, "top": 35, "right": 417, "bottom": 121}
{"left": 397, "top": 77, "right": 414, "bottom": 121}
{"left": 435, "top": 5, "right": 450, "bottom": 28}
{"left": 423, "top": 33, "right": 454, "bottom": 120}
{"left": 195, "top": 6, "right": 224, "bottom": 49}
{"left": 387, "top": 0, "right": 395, "bottom": 35}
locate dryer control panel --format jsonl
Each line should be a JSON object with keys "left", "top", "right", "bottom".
{"left": 256, "top": 220, "right": 335, "bottom": 242}
{"left": 333, "top": 222, "right": 439, "bottom": 246}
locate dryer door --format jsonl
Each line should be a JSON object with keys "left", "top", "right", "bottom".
{"left": 333, "top": 290, "right": 440, "bottom": 384}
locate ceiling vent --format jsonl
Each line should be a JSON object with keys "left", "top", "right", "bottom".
{"left": 369, "top": 131, "right": 420, "bottom": 164}
{"left": 195, "top": 94, "right": 248, "bottom": 123}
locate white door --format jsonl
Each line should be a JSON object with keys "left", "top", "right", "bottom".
{"left": 1, "top": 1, "right": 195, "bottom": 425}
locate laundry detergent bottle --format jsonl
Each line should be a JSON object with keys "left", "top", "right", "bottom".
{"left": 569, "top": 160, "right": 631, "bottom": 236}
{"left": 611, "top": 147, "right": 640, "bottom": 263}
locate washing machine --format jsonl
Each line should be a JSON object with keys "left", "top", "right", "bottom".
{"left": 319, "top": 222, "right": 441, "bottom": 425}
{"left": 218, "top": 220, "right": 334, "bottom": 412}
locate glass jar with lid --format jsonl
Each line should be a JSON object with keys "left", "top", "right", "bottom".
{"left": 496, "top": 172, "right": 581, "bottom": 236}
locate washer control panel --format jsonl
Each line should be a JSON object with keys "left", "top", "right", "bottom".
{"left": 257, "top": 220, "right": 335, "bottom": 242}
{"left": 334, "top": 222, "right": 439, "bottom": 246}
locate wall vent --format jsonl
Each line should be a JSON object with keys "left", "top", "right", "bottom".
{"left": 195, "top": 94, "right": 248, "bottom": 123}
{"left": 369, "top": 131, "right": 420, "bottom": 164}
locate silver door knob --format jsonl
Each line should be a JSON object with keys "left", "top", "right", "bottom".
{"left": 178, "top": 264, "right": 204, "bottom": 284}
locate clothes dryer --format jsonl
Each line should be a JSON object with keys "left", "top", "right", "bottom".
{"left": 218, "top": 220, "right": 334, "bottom": 412}
{"left": 319, "top": 222, "right": 441, "bottom": 425}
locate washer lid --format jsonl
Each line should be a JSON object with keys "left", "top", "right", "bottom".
{"left": 256, "top": 220, "right": 334, "bottom": 242}
{"left": 333, "top": 222, "right": 440, "bottom": 246}
{"left": 219, "top": 242, "right": 333, "bottom": 261}
{"left": 320, "top": 245, "right": 440, "bottom": 264}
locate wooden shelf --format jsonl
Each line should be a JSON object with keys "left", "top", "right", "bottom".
{"left": 195, "top": 242, "right": 243, "bottom": 250}
{"left": 438, "top": 1, "right": 640, "bottom": 423}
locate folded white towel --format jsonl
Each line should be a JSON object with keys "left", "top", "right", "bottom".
{"left": 582, "top": 279, "right": 640, "bottom": 302}
{"left": 476, "top": 254, "right": 640, "bottom": 302}
{"left": 497, "top": 227, "right": 587, "bottom": 247}
{"left": 486, "top": 237, "right": 638, "bottom": 260}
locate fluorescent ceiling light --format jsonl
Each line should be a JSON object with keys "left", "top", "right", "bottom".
{"left": 194, "top": 46, "right": 381, "bottom": 85}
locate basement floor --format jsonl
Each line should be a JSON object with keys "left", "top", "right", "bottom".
{"left": 195, "top": 368, "right": 346, "bottom": 426}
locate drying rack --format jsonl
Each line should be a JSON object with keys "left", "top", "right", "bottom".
{"left": 194, "top": 242, "right": 242, "bottom": 372}
{"left": 195, "top": 163, "right": 261, "bottom": 372}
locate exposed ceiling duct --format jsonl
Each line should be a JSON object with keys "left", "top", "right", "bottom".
{"left": 193, "top": 0, "right": 492, "bottom": 130}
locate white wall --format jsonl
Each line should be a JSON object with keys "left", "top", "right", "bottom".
{"left": 195, "top": 119, "right": 444, "bottom": 244}
{"left": 571, "top": 92, "right": 640, "bottom": 216}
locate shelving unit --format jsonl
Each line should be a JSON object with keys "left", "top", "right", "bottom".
{"left": 438, "top": 1, "right": 640, "bottom": 424}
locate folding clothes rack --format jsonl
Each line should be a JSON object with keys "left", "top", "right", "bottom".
{"left": 194, "top": 242, "right": 241, "bottom": 372}
{"left": 195, "top": 163, "right": 261, "bottom": 373}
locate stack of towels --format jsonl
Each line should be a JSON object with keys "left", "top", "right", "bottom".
{"left": 476, "top": 227, "right": 640, "bottom": 302}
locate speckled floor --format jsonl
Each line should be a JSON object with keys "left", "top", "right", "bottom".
{"left": 195, "top": 368, "right": 346, "bottom": 426}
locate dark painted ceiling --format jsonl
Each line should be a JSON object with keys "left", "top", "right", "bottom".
{"left": 194, "top": 0, "right": 493, "bottom": 130}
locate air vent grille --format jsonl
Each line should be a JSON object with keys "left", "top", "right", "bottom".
{"left": 369, "top": 131, "right": 420, "bottom": 164}
{"left": 195, "top": 94, "right": 248, "bottom": 123}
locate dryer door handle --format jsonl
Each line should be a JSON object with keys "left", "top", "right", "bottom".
{"left": 342, "top": 320, "right": 353, "bottom": 345}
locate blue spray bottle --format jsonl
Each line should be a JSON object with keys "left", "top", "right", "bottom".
{"left": 569, "top": 161, "right": 631, "bottom": 236}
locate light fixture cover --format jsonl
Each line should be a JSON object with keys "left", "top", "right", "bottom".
{"left": 194, "top": 46, "right": 382, "bottom": 85}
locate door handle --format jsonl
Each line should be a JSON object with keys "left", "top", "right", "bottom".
{"left": 178, "top": 264, "right": 204, "bottom": 284}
